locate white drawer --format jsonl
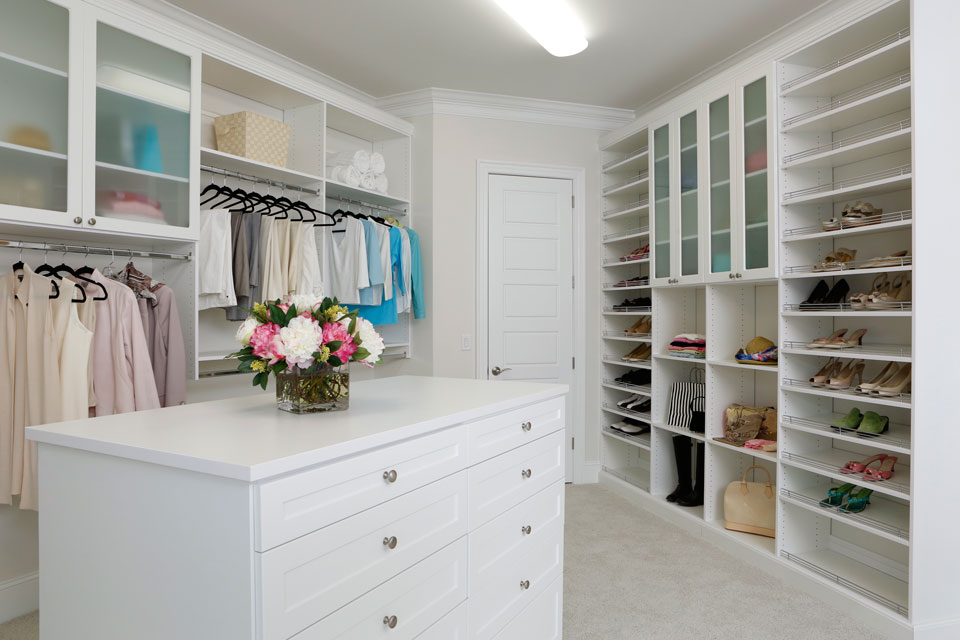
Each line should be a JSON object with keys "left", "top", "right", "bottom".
{"left": 467, "top": 397, "right": 564, "bottom": 465}
{"left": 468, "top": 510, "right": 564, "bottom": 639}
{"left": 291, "top": 538, "right": 468, "bottom": 640}
{"left": 260, "top": 473, "right": 468, "bottom": 640}
{"left": 257, "top": 426, "right": 468, "bottom": 550}
{"left": 468, "top": 429, "right": 564, "bottom": 529}
{"left": 493, "top": 575, "right": 563, "bottom": 640}
{"left": 415, "top": 601, "right": 467, "bottom": 640}
{"left": 470, "top": 480, "right": 564, "bottom": 581}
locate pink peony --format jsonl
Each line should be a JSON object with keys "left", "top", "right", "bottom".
{"left": 322, "top": 321, "right": 357, "bottom": 362}
{"left": 249, "top": 322, "right": 283, "bottom": 364}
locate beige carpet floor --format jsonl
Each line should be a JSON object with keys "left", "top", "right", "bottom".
{"left": 0, "top": 484, "right": 894, "bottom": 639}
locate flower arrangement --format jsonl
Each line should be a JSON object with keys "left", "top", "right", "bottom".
{"left": 230, "top": 295, "right": 384, "bottom": 412}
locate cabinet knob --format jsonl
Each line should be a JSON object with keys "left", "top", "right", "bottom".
{"left": 382, "top": 469, "right": 398, "bottom": 483}
{"left": 382, "top": 536, "right": 398, "bottom": 550}
{"left": 87, "top": 218, "right": 96, "bottom": 226}
{"left": 728, "top": 273, "right": 736, "bottom": 279}
{"left": 520, "top": 580, "right": 531, "bottom": 590}
{"left": 736, "top": 273, "right": 742, "bottom": 278}
{"left": 521, "top": 525, "right": 532, "bottom": 535}
{"left": 521, "top": 421, "right": 532, "bottom": 432}
{"left": 73, "top": 216, "right": 83, "bottom": 225}
{"left": 521, "top": 468, "right": 532, "bottom": 479}
{"left": 383, "top": 615, "right": 398, "bottom": 629}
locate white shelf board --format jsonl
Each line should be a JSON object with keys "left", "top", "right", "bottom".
{"left": 782, "top": 380, "right": 911, "bottom": 409}
{"left": 95, "top": 161, "right": 188, "bottom": 184}
{"left": 326, "top": 179, "right": 409, "bottom": 208}
{"left": 96, "top": 82, "right": 189, "bottom": 114}
{"left": 602, "top": 149, "right": 649, "bottom": 174}
{"left": 0, "top": 49, "right": 67, "bottom": 77}
{"left": 653, "top": 422, "right": 706, "bottom": 442}
{"left": 603, "top": 176, "right": 649, "bottom": 197}
{"left": 601, "top": 427, "right": 652, "bottom": 451}
{"left": 781, "top": 344, "right": 911, "bottom": 363}
{"left": 781, "top": 173, "right": 911, "bottom": 207}
{"left": 603, "top": 334, "right": 652, "bottom": 343}
{"left": 602, "top": 285, "right": 650, "bottom": 292}
{"left": 780, "top": 414, "right": 911, "bottom": 455}
{"left": 707, "top": 359, "right": 778, "bottom": 373}
{"left": 780, "top": 486, "right": 909, "bottom": 545}
{"left": 0, "top": 140, "right": 67, "bottom": 161}
{"left": 782, "top": 127, "right": 911, "bottom": 170}
{"left": 602, "top": 258, "right": 649, "bottom": 268}
{"left": 781, "top": 263, "right": 911, "bottom": 280}
{"left": 601, "top": 382, "right": 652, "bottom": 396}
{"left": 602, "top": 358, "right": 651, "bottom": 370}
{"left": 200, "top": 148, "right": 323, "bottom": 188}
{"left": 781, "top": 448, "right": 910, "bottom": 500}
{"left": 602, "top": 405, "right": 652, "bottom": 424}
{"left": 782, "top": 218, "right": 912, "bottom": 243}
{"left": 782, "top": 309, "right": 912, "bottom": 318}
{"left": 602, "top": 310, "right": 652, "bottom": 317}
{"left": 781, "top": 81, "right": 911, "bottom": 134}
{"left": 704, "top": 519, "right": 776, "bottom": 554}
{"left": 602, "top": 230, "right": 649, "bottom": 244}
{"left": 708, "top": 437, "right": 778, "bottom": 461}
{"left": 654, "top": 353, "right": 706, "bottom": 364}
{"left": 198, "top": 351, "right": 235, "bottom": 362}
{"left": 781, "top": 35, "right": 910, "bottom": 98}
{"left": 602, "top": 203, "right": 649, "bottom": 220}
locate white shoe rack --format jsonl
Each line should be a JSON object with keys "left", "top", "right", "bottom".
{"left": 778, "top": 0, "right": 911, "bottom": 618}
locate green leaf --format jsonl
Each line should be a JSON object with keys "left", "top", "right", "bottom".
{"left": 269, "top": 306, "right": 287, "bottom": 326}
{"left": 272, "top": 362, "right": 286, "bottom": 375}
{"left": 328, "top": 355, "right": 342, "bottom": 367}
{"left": 326, "top": 340, "right": 342, "bottom": 352}
{"left": 285, "top": 304, "right": 297, "bottom": 322}
{"left": 260, "top": 375, "right": 269, "bottom": 390}
{"left": 320, "top": 298, "right": 332, "bottom": 313}
{"left": 238, "top": 360, "right": 254, "bottom": 372}
{"left": 353, "top": 347, "right": 370, "bottom": 360}
{"left": 252, "top": 371, "right": 267, "bottom": 388}
{"left": 348, "top": 316, "right": 357, "bottom": 334}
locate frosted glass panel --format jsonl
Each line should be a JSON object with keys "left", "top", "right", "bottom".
{"left": 653, "top": 124, "right": 670, "bottom": 279}
{"left": 709, "top": 95, "right": 731, "bottom": 274}
{"left": 742, "top": 77, "right": 768, "bottom": 271}
{"left": 679, "top": 111, "right": 698, "bottom": 277}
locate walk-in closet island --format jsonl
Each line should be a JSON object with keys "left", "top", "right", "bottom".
{"left": 26, "top": 376, "right": 567, "bottom": 640}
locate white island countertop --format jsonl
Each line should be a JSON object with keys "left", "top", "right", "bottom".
{"left": 26, "top": 375, "right": 566, "bottom": 482}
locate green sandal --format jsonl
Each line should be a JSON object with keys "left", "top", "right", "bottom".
{"left": 819, "top": 483, "right": 855, "bottom": 508}
{"left": 856, "top": 411, "right": 889, "bottom": 437}
{"left": 839, "top": 487, "right": 873, "bottom": 514}
{"left": 831, "top": 408, "right": 863, "bottom": 432}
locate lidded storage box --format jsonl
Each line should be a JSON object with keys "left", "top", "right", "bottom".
{"left": 214, "top": 111, "right": 291, "bottom": 167}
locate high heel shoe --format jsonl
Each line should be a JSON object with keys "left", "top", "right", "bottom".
{"left": 838, "top": 487, "right": 874, "bottom": 513}
{"left": 826, "top": 359, "right": 865, "bottom": 390}
{"left": 866, "top": 275, "right": 911, "bottom": 310}
{"left": 823, "top": 328, "right": 867, "bottom": 349}
{"left": 799, "top": 279, "right": 830, "bottom": 309}
{"left": 806, "top": 328, "right": 847, "bottom": 349}
{"left": 857, "top": 361, "right": 899, "bottom": 394}
{"left": 823, "top": 278, "right": 850, "bottom": 306}
{"left": 863, "top": 456, "right": 898, "bottom": 482}
{"left": 850, "top": 275, "right": 887, "bottom": 310}
{"left": 841, "top": 453, "right": 887, "bottom": 474}
{"left": 809, "top": 358, "right": 841, "bottom": 387}
{"left": 874, "top": 363, "right": 911, "bottom": 397}
{"left": 819, "top": 483, "right": 855, "bottom": 507}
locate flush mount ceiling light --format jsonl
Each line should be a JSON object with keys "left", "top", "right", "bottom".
{"left": 492, "top": 0, "right": 589, "bottom": 57}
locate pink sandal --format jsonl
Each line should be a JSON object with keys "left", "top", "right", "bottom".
{"left": 863, "top": 456, "right": 898, "bottom": 482}
{"left": 840, "top": 453, "right": 886, "bottom": 474}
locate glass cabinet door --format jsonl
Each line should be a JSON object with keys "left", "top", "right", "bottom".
{"left": 678, "top": 109, "right": 700, "bottom": 281}
{"left": 91, "top": 19, "right": 193, "bottom": 232}
{"left": 707, "top": 94, "right": 733, "bottom": 280}
{"left": 740, "top": 74, "right": 772, "bottom": 277}
{"left": 652, "top": 123, "right": 672, "bottom": 283}
{"left": 0, "top": 0, "right": 72, "bottom": 218}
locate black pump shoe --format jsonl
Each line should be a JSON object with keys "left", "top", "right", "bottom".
{"left": 799, "top": 279, "right": 829, "bottom": 309}
{"left": 823, "top": 278, "right": 850, "bottom": 305}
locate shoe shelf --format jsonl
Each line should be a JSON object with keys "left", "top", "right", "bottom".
{"left": 780, "top": 449, "right": 910, "bottom": 500}
{"left": 603, "top": 465, "right": 651, "bottom": 492}
{"left": 654, "top": 353, "right": 706, "bottom": 364}
{"left": 780, "top": 549, "right": 908, "bottom": 616}
{"left": 602, "top": 198, "right": 650, "bottom": 219}
{"left": 603, "top": 306, "right": 652, "bottom": 315}
{"left": 602, "top": 172, "right": 650, "bottom": 197}
{"left": 602, "top": 427, "right": 652, "bottom": 451}
{"left": 602, "top": 282, "right": 649, "bottom": 291}
{"left": 781, "top": 258, "right": 911, "bottom": 279}
{"left": 708, "top": 437, "right": 777, "bottom": 461}
{"left": 780, "top": 28, "right": 910, "bottom": 98}
{"left": 780, "top": 341, "right": 911, "bottom": 363}
{"left": 603, "top": 331, "right": 652, "bottom": 342}
{"left": 602, "top": 257, "right": 649, "bottom": 268}
{"left": 781, "top": 164, "right": 911, "bottom": 206}
{"left": 781, "top": 414, "right": 911, "bottom": 455}
{"left": 653, "top": 422, "right": 706, "bottom": 442}
{"left": 782, "top": 303, "right": 912, "bottom": 317}
{"left": 781, "top": 210, "right": 912, "bottom": 243}
{"left": 602, "top": 402, "right": 652, "bottom": 422}
{"left": 781, "top": 119, "right": 911, "bottom": 170}
{"left": 602, "top": 226, "right": 650, "bottom": 243}
{"left": 703, "top": 519, "right": 776, "bottom": 555}
{"left": 780, "top": 73, "right": 911, "bottom": 134}
{"left": 603, "top": 147, "right": 649, "bottom": 173}
{"left": 602, "top": 357, "right": 652, "bottom": 370}
{"left": 782, "top": 378, "right": 911, "bottom": 409}
{"left": 780, "top": 485, "right": 909, "bottom": 544}
{"left": 602, "top": 379, "right": 652, "bottom": 396}
{"left": 707, "top": 359, "right": 778, "bottom": 373}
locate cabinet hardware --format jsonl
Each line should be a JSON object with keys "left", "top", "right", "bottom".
{"left": 382, "top": 536, "right": 398, "bottom": 549}
{"left": 382, "top": 469, "right": 398, "bottom": 483}
{"left": 383, "top": 615, "right": 398, "bottom": 629}
{"left": 87, "top": 218, "right": 96, "bottom": 226}
{"left": 521, "top": 421, "right": 532, "bottom": 432}
{"left": 73, "top": 217, "right": 83, "bottom": 225}
{"left": 520, "top": 580, "right": 531, "bottom": 590}
{"left": 736, "top": 273, "right": 742, "bottom": 278}
{"left": 521, "top": 468, "right": 532, "bottom": 479}
{"left": 491, "top": 366, "right": 512, "bottom": 376}
{"left": 521, "top": 525, "right": 532, "bottom": 535}
{"left": 729, "top": 273, "right": 736, "bottom": 279}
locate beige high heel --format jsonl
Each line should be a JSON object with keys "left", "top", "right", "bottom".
{"left": 826, "top": 359, "right": 865, "bottom": 390}
{"left": 823, "top": 328, "right": 867, "bottom": 349}
{"left": 850, "top": 274, "right": 887, "bottom": 310}
{"left": 806, "top": 328, "right": 847, "bottom": 349}
{"left": 810, "top": 358, "right": 842, "bottom": 387}
{"left": 867, "top": 275, "right": 911, "bottom": 310}
{"left": 874, "top": 363, "right": 911, "bottom": 397}
{"left": 857, "top": 361, "right": 899, "bottom": 394}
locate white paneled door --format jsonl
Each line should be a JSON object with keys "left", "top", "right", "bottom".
{"left": 487, "top": 174, "right": 574, "bottom": 481}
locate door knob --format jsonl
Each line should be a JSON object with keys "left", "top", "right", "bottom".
{"left": 491, "top": 366, "right": 512, "bottom": 376}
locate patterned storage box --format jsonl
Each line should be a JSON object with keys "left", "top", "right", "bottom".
{"left": 214, "top": 111, "right": 291, "bottom": 167}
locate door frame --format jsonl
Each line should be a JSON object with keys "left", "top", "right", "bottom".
{"left": 475, "top": 160, "right": 587, "bottom": 483}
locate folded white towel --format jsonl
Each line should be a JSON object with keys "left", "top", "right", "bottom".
{"left": 361, "top": 171, "right": 377, "bottom": 191}
{"left": 375, "top": 173, "right": 389, "bottom": 194}
{"left": 369, "top": 151, "right": 386, "bottom": 174}
{"left": 339, "top": 165, "right": 361, "bottom": 187}
{"left": 327, "top": 165, "right": 342, "bottom": 182}
{"left": 334, "top": 149, "right": 370, "bottom": 174}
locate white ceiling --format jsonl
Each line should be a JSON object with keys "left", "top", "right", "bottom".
{"left": 168, "top": 0, "right": 827, "bottom": 109}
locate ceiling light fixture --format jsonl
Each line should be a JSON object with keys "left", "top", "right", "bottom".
{"left": 492, "top": 0, "right": 588, "bottom": 57}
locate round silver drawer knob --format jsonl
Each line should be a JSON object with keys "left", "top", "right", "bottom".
{"left": 382, "top": 536, "right": 398, "bottom": 550}
{"left": 87, "top": 218, "right": 96, "bottom": 226}
{"left": 728, "top": 273, "right": 736, "bottom": 279}
{"left": 521, "top": 468, "right": 532, "bottom": 479}
{"left": 383, "top": 469, "right": 398, "bottom": 483}
{"left": 521, "top": 421, "right": 532, "bottom": 432}
{"left": 383, "top": 615, "right": 398, "bottom": 629}
{"left": 520, "top": 580, "right": 531, "bottom": 590}
{"left": 521, "top": 525, "right": 532, "bottom": 535}
{"left": 73, "top": 216, "right": 83, "bottom": 225}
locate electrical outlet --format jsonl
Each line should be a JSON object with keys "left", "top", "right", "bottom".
{"left": 461, "top": 334, "right": 472, "bottom": 351}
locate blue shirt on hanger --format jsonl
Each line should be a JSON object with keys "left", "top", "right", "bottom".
{"left": 407, "top": 228, "right": 425, "bottom": 320}
{"left": 356, "top": 219, "right": 384, "bottom": 306}
{"left": 352, "top": 226, "right": 404, "bottom": 326}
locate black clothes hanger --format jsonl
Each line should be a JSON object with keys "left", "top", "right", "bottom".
{"left": 200, "top": 182, "right": 226, "bottom": 206}
{"left": 73, "top": 260, "right": 109, "bottom": 301}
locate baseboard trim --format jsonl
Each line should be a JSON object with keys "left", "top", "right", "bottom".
{"left": 0, "top": 572, "right": 38, "bottom": 624}
{"left": 598, "top": 472, "right": 915, "bottom": 640}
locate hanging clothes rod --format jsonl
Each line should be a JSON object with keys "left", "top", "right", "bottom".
{"left": 329, "top": 194, "right": 408, "bottom": 216}
{"left": 0, "top": 240, "right": 192, "bottom": 261}
{"left": 200, "top": 164, "right": 321, "bottom": 196}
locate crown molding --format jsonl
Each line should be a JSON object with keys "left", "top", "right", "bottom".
{"left": 378, "top": 88, "right": 635, "bottom": 131}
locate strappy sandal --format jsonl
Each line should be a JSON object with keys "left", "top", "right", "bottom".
{"left": 806, "top": 328, "right": 848, "bottom": 348}
{"left": 840, "top": 453, "right": 887, "bottom": 474}
{"left": 813, "top": 248, "right": 857, "bottom": 272}
{"left": 850, "top": 274, "right": 888, "bottom": 309}
{"left": 866, "top": 275, "right": 910, "bottom": 309}
{"left": 842, "top": 202, "right": 883, "bottom": 227}
{"left": 809, "top": 358, "right": 842, "bottom": 387}
{"left": 863, "top": 456, "right": 898, "bottom": 482}
{"left": 861, "top": 250, "right": 910, "bottom": 269}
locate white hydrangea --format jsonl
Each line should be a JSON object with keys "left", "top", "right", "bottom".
{"left": 285, "top": 293, "right": 324, "bottom": 314}
{"left": 279, "top": 315, "right": 323, "bottom": 369}
{"left": 235, "top": 317, "right": 260, "bottom": 346}
{"left": 355, "top": 317, "right": 385, "bottom": 365}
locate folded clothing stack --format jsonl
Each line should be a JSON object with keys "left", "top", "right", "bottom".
{"left": 96, "top": 190, "right": 165, "bottom": 225}
{"left": 328, "top": 150, "right": 390, "bottom": 193}
{"left": 668, "top": 333, "right": 706, "bottom": 359}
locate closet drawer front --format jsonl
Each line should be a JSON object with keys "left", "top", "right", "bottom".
{"left": 470, "top": 480, "right": 564, "bottom": 580}
{"left": 468, "top": 429, "right": 564, "bottom": 529}
{"left": 291, "top": 538, "right": 468, "bottom": 640}
{"left": 416, "top": 602, "right": 468, "bottom": 640}
{"left": 257, "top": 426, "right": 468, "bottom": 550}
{"left": 260, "top": 473, "right": 468, "bottom": 640}
{"left": 467, "top": 397, "right": 564, "bottom": 465}
{"left": 468, "top": 520, "right": 563, "bottom": 640}
{"left": 492, "top": 575, "right": 563, "bottom": 640}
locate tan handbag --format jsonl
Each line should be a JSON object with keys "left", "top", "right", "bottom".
{"left": 723, "top": 466, "right": 776, "bottom": 538}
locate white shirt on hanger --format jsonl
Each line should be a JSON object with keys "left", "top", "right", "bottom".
{"left": 323, "top": 217, "right": 369, "bottom": 305}
{"left": 298, "top": 222, "right": 324, "bottom": 297}
{"left": 198, "top": 210, "right": 237, "bottom": 310}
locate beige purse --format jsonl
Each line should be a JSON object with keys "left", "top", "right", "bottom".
{"left": 723, "top": 466, "right": 776, "bottom": 538}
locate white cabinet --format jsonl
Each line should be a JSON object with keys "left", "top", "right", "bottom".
{"left": 650, "top": 117, "right": 673, "bottom": 286}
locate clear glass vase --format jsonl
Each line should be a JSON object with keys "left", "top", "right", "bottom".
{"left": 275, "top": 363, "right": 350, "bottom": 413}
